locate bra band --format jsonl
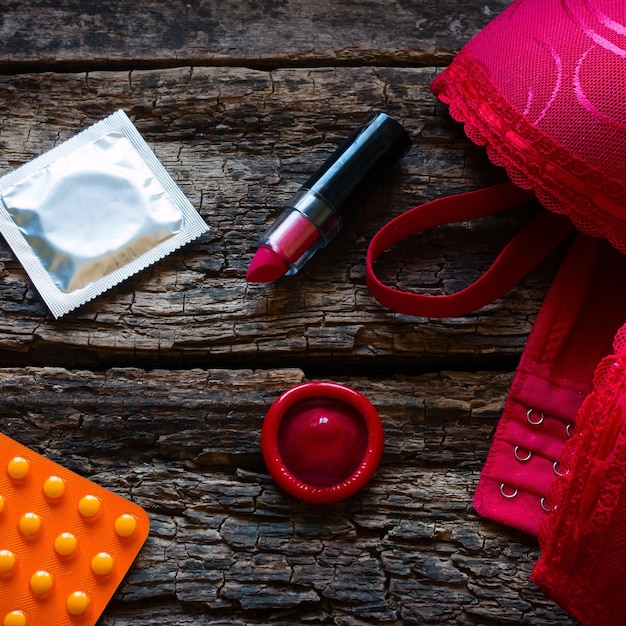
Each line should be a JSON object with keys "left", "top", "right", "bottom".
{"left": 473, "top": 234, "right": 626, "bottom": 534}
{"left": 366, "top": 182, "right": 626, "bottom": 535}
{"left": 366, "top": 181, "right": 575, "bottom": 318}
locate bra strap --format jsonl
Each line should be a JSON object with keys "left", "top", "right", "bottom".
{"left": 366, "top": 181, "right": 576, "bottom": 317}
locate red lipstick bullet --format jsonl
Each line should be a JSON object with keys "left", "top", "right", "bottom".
{"left": 246, "top": 112, "right": 411, "bottom": 283}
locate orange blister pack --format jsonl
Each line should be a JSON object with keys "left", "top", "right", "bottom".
{"left": 0, "top": 433, "right": 150, "bottom": 626}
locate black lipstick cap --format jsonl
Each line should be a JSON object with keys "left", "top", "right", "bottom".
{"left": 293, "top": 111, "right": 412, "bottom": 239}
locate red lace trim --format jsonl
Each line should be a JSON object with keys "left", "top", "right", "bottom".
{"left": 532, "top": 325, "right": 626, "bottom": 624}
{"left": 431, "top": 55, "right": 626, "bottom": 254}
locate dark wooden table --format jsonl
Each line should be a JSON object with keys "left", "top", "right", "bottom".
{"left": 0, "top": 1, "right": 575, "bottom": 624}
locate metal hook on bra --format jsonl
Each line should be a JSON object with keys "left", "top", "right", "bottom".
{"left": 526, "top": 408, "right": 545, "bottom": 425}
{"left": 540, "top": 497, "right": 552, "bottom": 513}
{"left": 500, "top": 483, "right": 519, "bottom": 499}
{"left": 514, "top": 446, "right": 532, "bottom": 462}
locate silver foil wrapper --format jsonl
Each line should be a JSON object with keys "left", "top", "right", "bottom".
{"left": 0, "top": 110, "right": 208, "bottom": 318}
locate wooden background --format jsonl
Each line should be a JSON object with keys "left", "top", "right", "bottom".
{"left": 0, "top": 1, "right": 575, "bottom": 624}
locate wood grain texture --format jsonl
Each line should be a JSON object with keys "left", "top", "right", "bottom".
{"left": 0, "top": 0, "right": 512, "bottom": 70}
{"left": 0, "top": 1, "right": 575, "bottom": 624}
{"left": 0, "top": 65, "right": 558, "bottom": 371}
{"left": 0, "top": 367, "right": 571, "bottom": 625}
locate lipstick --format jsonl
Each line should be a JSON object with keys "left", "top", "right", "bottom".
{"left": 246, "top": 111, "right": 411, "bottom": 283}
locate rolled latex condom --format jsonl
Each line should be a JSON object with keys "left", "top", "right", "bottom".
{"left": 261, "top": 381, "right": 384, "bottom": 504}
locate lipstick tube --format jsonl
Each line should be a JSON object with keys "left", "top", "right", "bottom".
{"left": 246, "top": 111, "right": 411, "bottom": 283}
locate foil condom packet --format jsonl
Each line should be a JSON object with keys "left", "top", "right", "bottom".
{"left": 0, "top": 109, "right": 208, "bottom": 317}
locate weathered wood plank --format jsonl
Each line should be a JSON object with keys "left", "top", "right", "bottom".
{"left": 0, "top": 366, "right": 573, "bottom": 624}
{"left": 0, "top": 2, "right": 579, "bottom": 624}
{"left": 0, "top": 65, "right": 557, "bottom": 370}
{"left": 0, "top": 0, "right": 511, "bottom": 71}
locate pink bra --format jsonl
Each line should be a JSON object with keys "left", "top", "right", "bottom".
{"left": 434, "top": 0, "right": 626, "bottom": 253}
{"left": 366, "top": 1, "right": 626, "bottom": 624}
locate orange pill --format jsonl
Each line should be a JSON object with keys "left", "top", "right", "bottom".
{"left": 54, "top": 532, "right": 78, "bottom": 557}
{"left": 66, "top": 591, "right": 90, "bottom": 616}
{"left": 91, "top": 552, "right": 114, "bottom": 576}
{"left": 3, "top": 611, "right": 27, "bottom": 626}
{"left": 30, "top": 570, "right": 53, "bottom": 595}
{"left": 0, "top": 550, "right": 16, "bottom": 574}
{"left": 114, "top": 514, "right": 137, "bottom": 538}
{"left": 43, "top": 476, "right": 66, "bottom": 499}
{"left": 18, "top": 513, "right": 41, "bottom": 537}
{"left": 7, "top": 457, "right": 29, "bottom": 480}
{"left": 78, "top": 494, "right": 101, "bottom": 518}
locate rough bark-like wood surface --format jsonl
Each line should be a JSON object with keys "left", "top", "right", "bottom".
{"left": 1, "top": 0, "right": 512, "bottom": 71}
{"left": 0, "top": 65, "right": 557, "bottom": 371}
{"left": 1, "top": 367, "right": 569, "bottom": 625}
{"left": 0, "top": 1, "right": 574, "bottom": 624}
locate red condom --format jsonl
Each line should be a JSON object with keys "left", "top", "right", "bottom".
{"left": 261, "top": 382, "right": 384, "bottom": 504}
